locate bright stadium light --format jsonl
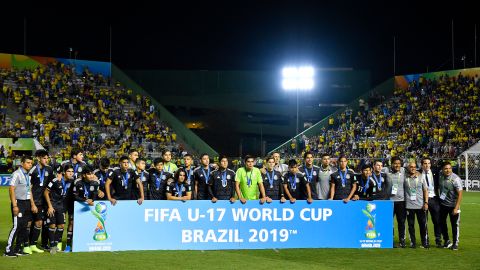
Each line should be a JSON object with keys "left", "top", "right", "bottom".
{"left": 281, "top": 66, "right": 315, "bottom": 91}
{"left": 281, "top": 65, "right": 315, "bottom": 140}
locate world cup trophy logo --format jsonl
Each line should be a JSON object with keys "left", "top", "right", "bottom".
{"left": 91, "top": 202, "right": 109, "bottom": 241}
{"left": 362, "top": 203, "right": 377, "bottom": 239}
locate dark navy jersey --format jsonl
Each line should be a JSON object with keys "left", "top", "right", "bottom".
{"left": 262, "top": 170, "right": 284, "bottom": 200}
{"left": 29, "top": 164, "right": 55, "bottom": 205}
{"left": 107, "top": 168, "right": 138, "bottom": 200}
{"left": 133, "top": 170, "right": 150, "bottom": 199}
{"left": 46, "top": 177, "right": 73, "bottom": 209}
{"left": 299, "top": 165, "right": 319, "bottom": 200}
{"left": 330, "top": 169, "right": 357, "bottom": 200}
{"left": 208, "top": 169, "right": 236, "bottom": 200}
{"left": 73, "top": 179, "right": 101, "bottom": 201}
{"left": 193, "top": 165, "right": 215, "bottom": 200}
{"left": 94, "top": 168, "right": 113, "bottom": 194}
{"left": 283, "top": 172, "right": 307, "bottom": 200}
{"left": 166, "top": 181, "right": 192, "bottom": 198}
{"left": 147, "top": 169, "right": 173, "bottom": 200}
{"left": 60, "top": 160, "right": 87, "bottom": 179}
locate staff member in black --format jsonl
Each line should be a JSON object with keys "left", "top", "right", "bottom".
{"left": 148, "top": 158, "right": 172, "bottom": 200}
{"left": 4, "top": 156, "right": 34, "bottom": 257}
{"left": 208, "top": 156, "right": 236, "bottom": 203}
{"left": 420, "top": 157, "right": 442, "bottom": 248}
{"left": 262, "top": 156, "right": 286, "bottom": 202}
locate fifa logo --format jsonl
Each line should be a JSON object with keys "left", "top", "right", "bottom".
{"left": 91, "top": 202, "right": 109, "bottom": 241}
{"left": 362, "top": 203, "right": 377, "bottom": 239}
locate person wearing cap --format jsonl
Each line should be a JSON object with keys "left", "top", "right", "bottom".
{"left": 44, "top": 164, "right": 75, "bottom": 254}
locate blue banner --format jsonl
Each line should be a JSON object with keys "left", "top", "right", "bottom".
{"left": 0, "top": 174, "right": 11, "bottom": 186}
{"left": 73, "top": 200, "right": 393, "bottom": 252}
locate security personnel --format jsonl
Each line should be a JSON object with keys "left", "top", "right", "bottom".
{"left": 329, "top": 155, "right": 357, "bottom": 202}
{"left": 438, "top": 161, "right": 463, "bottom": 250}
{"left": 299, "top": 151, "right": 319, "bottom": 200}
{"left": 148, "top": 158, "right": 172, "bottom": 200}
{"left": 4, "top": 156, "right": 34, "bottom": 257}
{"left": 105, "top": 156, "right": 144, "bottom": 205}
{"left": 317, "top": 153, "right": 336, "bottom": 200}
{"left": 44, "top": 164, "right": 75, "bottom": 254}
{"left": 284, "top": 159, "right": 313, "bottom": 203}
{"left": 193, "top": 153, "right": 215, "bottom": 200}
{"left": 388, "top": 156, "right": 407, "bottom": 248}
{"left": 166, "top": 169, "right": 192, "bottom": 201}
{"left": 404, "top": 162, "right": 429, "bottom": 248}
{"left": 28, "top": 149, "right": 54, "bottom": 253}
{"left": 420, "top": 157, "right": 442, "bottom": 247}
{"left": 208, "top": 156, "right": 236, "bottom": 203}
{"left": 262, "top": 156, "right": 286, "bottom": 202}
{"left": 94, "top": 157, "right": 112, "bottom": 194}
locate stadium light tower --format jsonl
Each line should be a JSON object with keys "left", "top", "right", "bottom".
{"left": 282, "top": 66, "right": 315, "bottom": 135}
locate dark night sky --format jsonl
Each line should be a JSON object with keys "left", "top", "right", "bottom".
{"left": 1, "top": 1, "right": 479, "bottom": 85}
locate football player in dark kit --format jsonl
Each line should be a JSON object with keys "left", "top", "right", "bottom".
{"left": 44, "top": 164, "right": 75, "bottom": 254}
{"left": 94, "top": 157, "right": 112, "bottom": 194}
{"left": 208, "top": 156, "right": 236, "bottom": 203}
{"left": 134, "top": 157, "right": 150, "bottom": 200}
{"left": 179, "top": 154, "right": 195, "bottom": 191}
{"left": 166, "top": 169, "right": 192, "bottom": 201}
{"left": 299, "top": 151, "right": 319, "bottom": 200}
{"left": 355, "top": 164, "right": 374, "bottom": 200}
{"left": 283, "top": 159, "right": 313, "bottom": 204}
{"left": 193, "top": 153, "right": 216, "bottom": 200}
{"left": 61, "top": 148, "right": 86, "bottom": 179}
{"left": 329, "top": 155, "right": 357, "bottom": 202}
{"left": 105, "top": 156, "right": 144, "bottom": 205}
{"left": 262, "top": 156, "right": 286, "bottom": 202}
{"left": 27, "top": 149, "right": 54, "bottom": 253}
{"left": 148, "top": 158, "right": 172, "bottom": 200}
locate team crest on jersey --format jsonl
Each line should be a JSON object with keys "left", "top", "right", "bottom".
{"left": 274, "top": 175, "right": 278, "bottom": 180}
{"left": 141, "top": 176, "right": 146, "bottom": 181}
{"left": 90, "top": 186, "right": 95, "bottom": 191}
{"left": 162, "top": 175, "right": 166, "bottom": 180}
{"left": 313, "top": 171, "right": 317, "bottom": 176}
{"left": 346, "top": 174, "right": 351, "bottom": 179}
{"left": 227, "top": 175, "right": 231, "bottom": 180}
{"left": 45, "top": 172, "right": 49, "bottom": 176}
{"left": 78, "top": 167, "right": 83, "bottom": 173}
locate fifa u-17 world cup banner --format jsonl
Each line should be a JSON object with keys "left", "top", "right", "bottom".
{"left": 73, "top": 200, "right": 393, "bottom": 252}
